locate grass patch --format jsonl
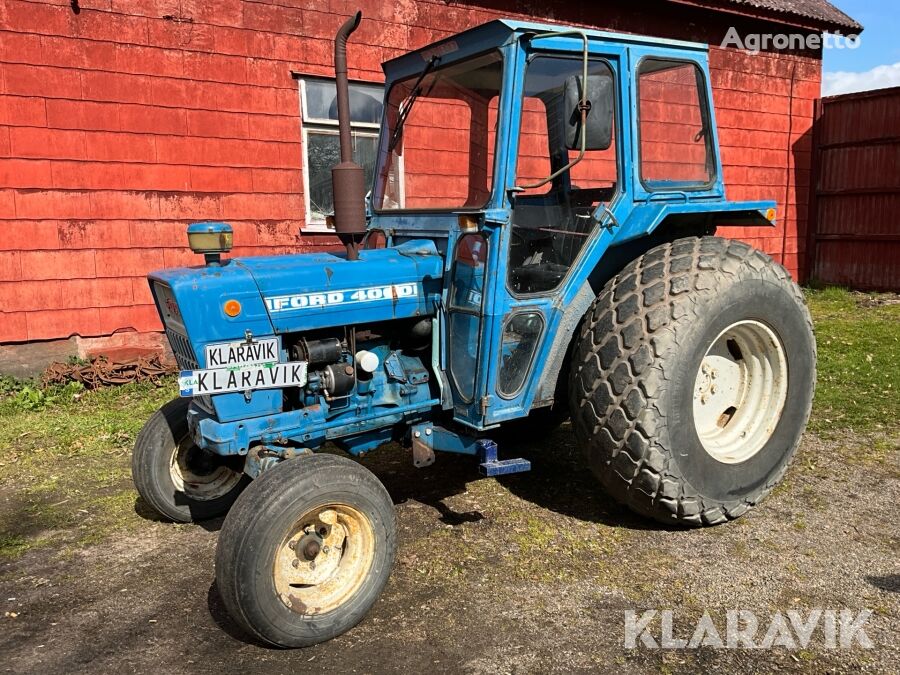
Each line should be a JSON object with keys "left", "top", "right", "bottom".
{"left": 0, "top": 378, "right": 177, "bottom": 559}
{"left": 0, "top": 533, "right": 33, "bottom": 558}
{"left": 805, "top": 288, "right": 899, "bottom": 437}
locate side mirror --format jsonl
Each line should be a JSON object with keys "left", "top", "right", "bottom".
{"left": 563, "top": 74, "right": 614, "bottom": 151}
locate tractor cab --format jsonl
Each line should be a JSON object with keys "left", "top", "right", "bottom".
{"left": 365, "top": 20, "right": 774, "bottom": 428}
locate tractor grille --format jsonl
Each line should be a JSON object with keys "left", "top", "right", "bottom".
{"left": 166, "top": 328, "right": 198, "bottom": 371}
{"left": 166, "top": 328, "right": 213, "bottom": 412}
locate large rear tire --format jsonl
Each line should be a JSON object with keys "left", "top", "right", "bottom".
{"left": 569, "top": 236, "right": 816, "bottom": 526}
{"left": 215, "top": 454, "right": 396, "bottom": 648}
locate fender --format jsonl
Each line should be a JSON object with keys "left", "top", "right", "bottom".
{"left": 531, "top": 200, "right": 777, "bottom": 409}
{"left": 612, "top": 199, "right": 778, "bottom": 245}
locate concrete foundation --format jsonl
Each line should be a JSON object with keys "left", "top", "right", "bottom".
{"left": 0, "top": 332, "right": 174, "bottom": 379}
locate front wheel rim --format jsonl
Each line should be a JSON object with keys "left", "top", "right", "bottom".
{"left": 169, "top": 440, "right": 242, "bottom": 501}
{"left": 692, "top": 320, "right": 788, "bottom": 464}
{"left": 274, "top": 504, "right": 376, "bottom": 616}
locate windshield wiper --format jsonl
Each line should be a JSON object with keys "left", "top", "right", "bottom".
{"left": 388, "top": 55, "right": 440, "bottom": 153}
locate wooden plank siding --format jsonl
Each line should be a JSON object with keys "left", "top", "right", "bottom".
{"left": 0, "top": 0, "right": 823, "bottom": 344}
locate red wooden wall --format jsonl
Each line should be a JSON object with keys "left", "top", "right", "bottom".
{"left": 0, "top": 0, "right": 822, "bottom": 347}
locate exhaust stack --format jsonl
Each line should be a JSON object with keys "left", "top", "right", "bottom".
{"left": 331, "top": 11, "right": 366, "bottom": 261}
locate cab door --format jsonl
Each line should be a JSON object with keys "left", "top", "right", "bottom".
{"left": 481, "top": 44, "right": 628, "bottom": 426}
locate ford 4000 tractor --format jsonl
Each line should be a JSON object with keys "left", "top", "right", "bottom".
{"left": 132, "top": 12, "right": 816, "bottom": 648}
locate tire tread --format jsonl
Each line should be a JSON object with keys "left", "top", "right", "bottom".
{"left": 569, "top": 236, "right": 816, "bottom": 526}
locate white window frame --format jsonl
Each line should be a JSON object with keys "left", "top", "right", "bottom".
{"left": 296, "top": 76, "right": 400, "bottom": 232}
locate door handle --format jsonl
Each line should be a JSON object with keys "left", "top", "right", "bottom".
{"left": 598, "top": 204, "right": 620, "bottom": 231}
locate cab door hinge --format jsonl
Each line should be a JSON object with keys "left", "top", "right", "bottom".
{"left": 480, "top": 395, "right": 493, "bottom": 417}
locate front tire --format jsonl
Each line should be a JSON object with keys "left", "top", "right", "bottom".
{"left": 215, "top": 454, "right": 396, "bottom": 648}
{"left": 132, "top": 398, "right": 247, "bottom": 523}
{"left": 569, "top": 236, "right": 816, "bottom": 526}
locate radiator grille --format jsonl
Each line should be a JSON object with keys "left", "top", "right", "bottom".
{"left": 166, "top": 328, "right": 198, "bottom": 370}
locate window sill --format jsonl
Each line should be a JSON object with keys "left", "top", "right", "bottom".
{"left": 301, "top": 224, "right": 338, "bottom": 234}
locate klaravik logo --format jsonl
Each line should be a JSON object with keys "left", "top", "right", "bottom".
{"left": 624, "top": 609, "right": 874, "bottom": 650}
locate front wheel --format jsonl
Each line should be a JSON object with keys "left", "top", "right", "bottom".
{"left": 215, "top": 454, "right": 396, "bottom": 648}
{"left": 131, "top": 398, "right": 247, "bottom": 522}
{"left": 569, "top": 236, "right": 816, "bottom": 526}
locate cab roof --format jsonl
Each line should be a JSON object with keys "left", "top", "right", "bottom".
{"left": 382, "top": 19, "right": 708, "bottom": 81}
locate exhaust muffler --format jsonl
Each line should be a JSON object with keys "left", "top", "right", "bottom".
{"left": 331, "top": 11, "right": 366, "bottom": 261}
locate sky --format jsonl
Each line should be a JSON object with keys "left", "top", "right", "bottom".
{"left": 821, "top": 0, "right": 900, "bottom": 95}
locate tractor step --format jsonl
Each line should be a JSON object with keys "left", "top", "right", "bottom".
{"left": 477, "top": 439, "right": 531, "bottom": 477}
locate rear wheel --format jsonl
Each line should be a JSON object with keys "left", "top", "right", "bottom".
{"left": 215, "top": 454, "right": 396, "bottom": 648}
{"left": 132, "top": 398, "right": 246, "bottom": 523}
{"left": 569, "top": 236, "right": 816, "bottom": 526}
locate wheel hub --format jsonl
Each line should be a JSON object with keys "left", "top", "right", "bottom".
{"left": 169, "top": 439, "right": 242, "bottom": 501}
{"left": 692, "top": 320, "right": 788, "bottom": 464}
{"left": 298, "top": 534, "right": 322, "bottom": 561}
{"left": 274, "top": 505, "right": 375, "bottom": 615}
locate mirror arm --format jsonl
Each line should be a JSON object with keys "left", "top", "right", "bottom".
{"left": 514, "top": 30, "right": 590, "bottom": 191}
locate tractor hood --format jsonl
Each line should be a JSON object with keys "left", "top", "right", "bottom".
{"left": 149, "top": 240, "right": 444, "bottom": 362}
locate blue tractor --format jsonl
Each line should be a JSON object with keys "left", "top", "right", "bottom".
{"left": 133, "top": 12, "right": 815, "bottom": 647}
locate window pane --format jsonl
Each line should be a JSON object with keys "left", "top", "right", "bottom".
{"left": 498, "top": 312, "right": 543, "bottom": 396}
{"left": 450, "top": 233, "right": 487, "bottom": 310}
{"left": 638, "top": 60, "right": 713, "bottom": 186}
{"left": 449, "top": 233, "right": 488, "bottom": 402}
{"left": 515, "top": 59, "right": 617, "bottom": 195}
{"left": 449, "top": 313, "right": 480, "bottom": 402}
{"left": 509, "top": 57, "right": 617, "bottom": 295}
{"left": 304, "top": 80, "right": 383, "bottom": 124}
{"left": 375, "top": 52, "right": 503, "bottom": 210}
{"left": 306, "top": 132, "right": 377, "bottom": 223}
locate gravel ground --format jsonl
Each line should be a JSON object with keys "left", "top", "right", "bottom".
{"left": 2, "top": 425, "right": 897, "bottom": 674}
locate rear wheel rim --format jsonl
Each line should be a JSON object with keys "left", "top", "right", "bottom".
{"left": 273, "top": 504, "right": 376, "bottom": 616}
{"left": 692, "top": 320, "right": 788, "bottom": 464}
{"left": 169, "top": 439, "right": 242, "bottom": 501}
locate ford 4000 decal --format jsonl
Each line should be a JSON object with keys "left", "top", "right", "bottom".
{"left": 265, "top": 283, "right": 418, "bottom": 313}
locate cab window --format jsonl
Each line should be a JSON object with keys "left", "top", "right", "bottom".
{"left": 637, "top": 59, "right": 714, "bottom": 188}
{"left": 508, "top": 56, "right": 618, "bottom": 295}
{"left": 375, "top": 53, "right": 503, "bottom": 211}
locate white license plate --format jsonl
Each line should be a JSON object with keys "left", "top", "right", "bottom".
{"left": 204, "top": 337, "right": 279, "bottom": 369}
{"left": 179, "top": 362, "right": 308, "bottom": 397}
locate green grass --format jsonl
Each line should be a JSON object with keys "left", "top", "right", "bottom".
{"left": 0, "top": 378, "right": 176, "bottom": 558}
{"left": 805, "top": 288, "right": 900, "bottom": 437}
